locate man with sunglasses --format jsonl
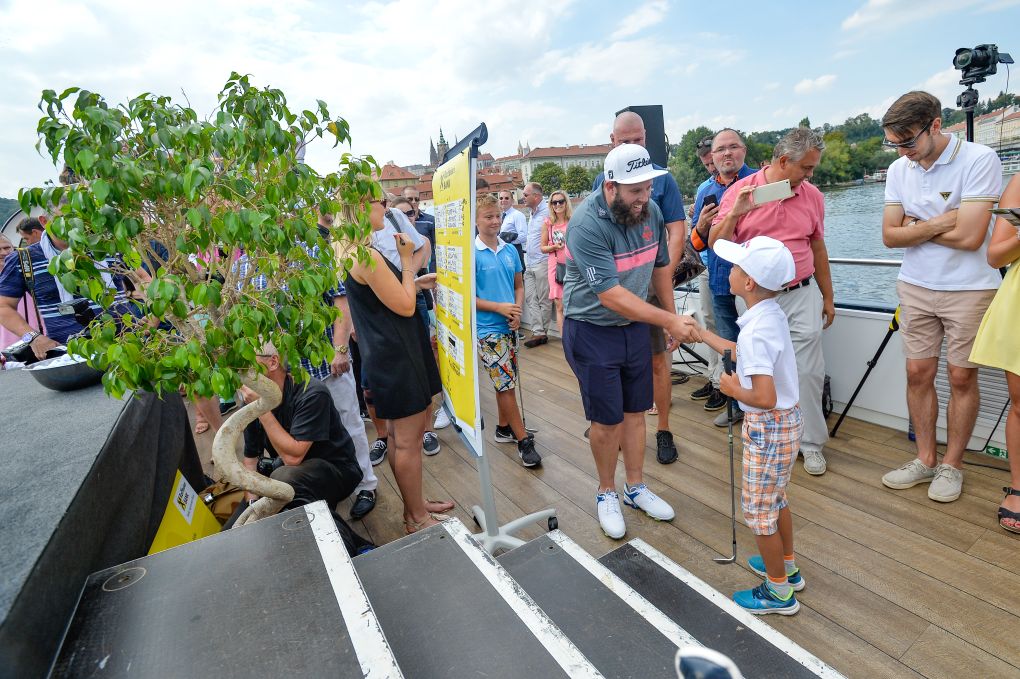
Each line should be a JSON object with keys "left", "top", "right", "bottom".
{"left": 498, "top": 190, "right": 528, "bottom": 271}
{"left": 878, "top": 91, "right": 1003, "bottom": 504}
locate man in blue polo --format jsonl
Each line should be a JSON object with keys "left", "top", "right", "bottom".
{"left": 564, "top": 143, "right": 701, "bottom": 539}
{"left": 689, "top": 128, "right": 756, "bottom": 425}
{"left": 592, "top": 111, "right": 688, "bottom": 465}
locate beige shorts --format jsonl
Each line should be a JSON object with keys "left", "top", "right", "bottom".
{"left": 896, "top": 280, "right": 996, "bottom": 368}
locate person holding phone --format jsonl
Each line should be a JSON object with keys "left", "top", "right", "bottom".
{"left": 709, "top": 127, "right": 834, "bottom": 477}
{"left": 689, "top": 129, "right": 756, "bottom": 421}
{"left": 341, "top": 193, "right": 453, "bottom": 535}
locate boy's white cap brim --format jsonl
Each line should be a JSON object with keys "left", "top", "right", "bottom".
{"left": 713, "top": 236, "right": 796, "bottom": 291}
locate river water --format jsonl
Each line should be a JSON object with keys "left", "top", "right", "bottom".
{"left": 821, "top": 175, "right": 1014, "bottom": 309}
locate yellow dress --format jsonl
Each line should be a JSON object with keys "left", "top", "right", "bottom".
{"left": 970, "top": 263, "right": 1020, "bottom": 374}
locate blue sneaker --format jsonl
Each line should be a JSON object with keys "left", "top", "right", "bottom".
{"left": 733, "top": 582, "right": 800, "bottom": 615}
{"left": 747, "top": 555, "right": 805, "bottom": 591}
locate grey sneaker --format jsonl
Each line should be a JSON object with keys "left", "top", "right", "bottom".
{"left": 714, "top": 409, "right": 744, "bottom": 427}
{"left": 881, "top": 459, "right": 936, "bottom": 489}
{"left": 801, "top": 449, "right": 827, "bottom": 476}
{"left": 928, "top": 463, "right": 963, "bottom": 503}
{"left": 422, "top": 431, "right": 441, "bottom": 456}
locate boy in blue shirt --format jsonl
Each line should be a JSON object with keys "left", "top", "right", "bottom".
{"left": 474, "top": 195, "right": 541, "bottom": 467}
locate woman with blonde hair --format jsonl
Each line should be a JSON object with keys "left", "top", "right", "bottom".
{"left": 540, "top": 190, "right": 573, "bottom": 332}
{"left": 339, "top": 193, "right": 453, "bottom": 534}
{"left": 969, "top": 174, "right": 1020, "bottom": 534}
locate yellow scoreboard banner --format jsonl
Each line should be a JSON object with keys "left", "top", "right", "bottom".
{"left": 432, "top": 149, "right": 482, "bottom": 452}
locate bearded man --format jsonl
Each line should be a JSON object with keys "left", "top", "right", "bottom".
{"left": 561, "top": 143, "right": 701, "bottom": 539}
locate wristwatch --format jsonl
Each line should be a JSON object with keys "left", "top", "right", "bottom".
{"left": 21, "top": 331, "right": 40, "bottom": 344}
{"left": 334, "top": 344, "right": 349, "bottom": 355}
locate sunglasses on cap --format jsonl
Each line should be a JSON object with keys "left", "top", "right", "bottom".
{"left": 550, "top": 199, "right": 566, "bottom": 206}
{"left": 696, "top": 137, "right": 714, "bottom": 150}
{"left": 371, "top": 198, "right": 388, "bottom": 208}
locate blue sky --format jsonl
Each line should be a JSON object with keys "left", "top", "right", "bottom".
{"left": 1, "top": 0, "right": 1018, "bottom": 196}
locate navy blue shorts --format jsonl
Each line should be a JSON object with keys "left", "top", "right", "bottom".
{"left": 562, "top": 318, "right": 653, "bottom": 425}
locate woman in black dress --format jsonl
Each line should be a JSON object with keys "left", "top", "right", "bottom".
{"left": 342, "top": 196, "right": 452, "bottom": 534}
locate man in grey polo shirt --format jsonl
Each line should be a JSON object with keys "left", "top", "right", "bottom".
{"left": 522, "top": 182, "right": 553, "bottom": 347}
{"left": 563, "top": 144, "right": 701, "bottom": 539}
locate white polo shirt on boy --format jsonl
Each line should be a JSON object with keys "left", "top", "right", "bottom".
{"left": 736, "top": 299, "right": 799, "bottom": 413}
{"left": 885, "top": 134, "right": 1002, "bottom": 291}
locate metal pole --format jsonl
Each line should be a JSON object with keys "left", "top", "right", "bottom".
{"left": 714, "top": 350, "right": 737, "bottom": 565}
{"left": 830, "top": 308, "right": 900, "bottom": 438}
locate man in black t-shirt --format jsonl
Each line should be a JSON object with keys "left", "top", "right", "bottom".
{"left": 237, "top": 343, "right": 363, "bottom": 518}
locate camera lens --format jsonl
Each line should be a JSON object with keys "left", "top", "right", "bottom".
{"left": 953, "top": 48, "right": 973, "bottom": 69}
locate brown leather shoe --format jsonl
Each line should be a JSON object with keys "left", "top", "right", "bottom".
{"left": 523, "top": 334, "right": 548, "bottom": 348}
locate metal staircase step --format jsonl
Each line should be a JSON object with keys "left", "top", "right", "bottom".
{"left": 598, "top": 539, "right": 844, "bottom": 679}
{"left": 353, "top": 519, "right": 601, "bottom": 679}
{"left": 50, "top": 501, "right": 401, "bottom": 678}
{"left": 497, "top": 530, "right": 697, "bottom": 677}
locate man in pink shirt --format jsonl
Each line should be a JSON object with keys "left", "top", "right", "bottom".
{"left": 709, "top": 128, "right": 835, "bottom": 475}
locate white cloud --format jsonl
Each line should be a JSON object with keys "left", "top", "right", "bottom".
{"left": 794, "top": 74, "right": 837, "bottom": 94}
{"left": 841, "top": 0, "right": 1020, "bottom": 31}
{"left": 533, "top": 38, "right": 679, "bottom": 88}
{"left": 610, "top": 0, "right": 670, "bottom": 40}
{"left": 763, "top": 82, "right": 781, "bottom": 91}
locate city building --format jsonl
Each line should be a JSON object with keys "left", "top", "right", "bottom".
{"left": 519, "top": 143, "right": 613, "bottom": 183}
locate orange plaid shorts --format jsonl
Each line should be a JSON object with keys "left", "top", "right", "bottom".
{"left": 741, "top": 406, "right": 803, "bottom": 536}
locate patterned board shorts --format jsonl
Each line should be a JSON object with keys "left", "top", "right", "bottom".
{"left": 477, "top": 333, "right": 518, "bottom": 392}
{"left": 741, "top": 406, "right": 803, "bottom": 536}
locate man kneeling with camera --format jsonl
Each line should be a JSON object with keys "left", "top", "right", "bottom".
{"left": 227, "top": 342, "right": 370, "bottom": 552}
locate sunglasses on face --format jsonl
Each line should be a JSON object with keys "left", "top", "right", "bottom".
{"left": 406, "top": 197, "right": 419, "bottom": 202}
{"left": 498, "top": 195, "right": 512, "bottom": 200}
{"left": 550, "top": 199, "right": 566, "bottom": 206}
{"left": 882, "top": 120, "right": 935, "bottom": 149}
{"left": 402, "top": 209, "right": 415, "bottom": 218}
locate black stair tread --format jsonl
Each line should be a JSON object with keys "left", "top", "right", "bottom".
{"left": 51, "top": 504, "right": 384, "bottom": 679}
{"left": 599, "top": 542, "right": 832, "bottom": 679}
{"left": 497, "top": 532, "right": 682, "bottom": 678}
{"left": 355, "top": 521, "right": 585, "bottom": 679}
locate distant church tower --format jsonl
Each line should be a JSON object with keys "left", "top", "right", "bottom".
{"left": 436, "top": 129, "right": 449, "bottom": 163}
{"left": 517, "top": 140, "right": 531, "bottom": 156}
{"left": 429, "top": 138, "right": 438, "bottom": 167}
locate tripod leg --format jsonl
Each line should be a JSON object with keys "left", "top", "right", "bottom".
{"left": 830, "top": 328, "right": 895, "bottom": 438}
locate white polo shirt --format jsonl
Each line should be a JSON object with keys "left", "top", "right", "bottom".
{"left": 735, "top": 299, "right": 799, "bottom": 413}
{"left": 885, "top": 134, "right": 1002, "bottom": 291}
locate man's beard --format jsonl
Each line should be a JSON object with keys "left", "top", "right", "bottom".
{"left": 610, "top": 193, "right": 650, "bottom": 226}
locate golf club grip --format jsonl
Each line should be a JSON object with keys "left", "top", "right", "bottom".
{"left": 723, "top": 349, "right": 733, "bottom": 375}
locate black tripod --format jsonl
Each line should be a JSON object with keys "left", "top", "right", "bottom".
{"left": 830, "top": 309, "right": 899, "bottom": 438}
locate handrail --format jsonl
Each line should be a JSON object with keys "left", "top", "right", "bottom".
{"left": 828, "top": 257, "right": 901, "bottom": 267}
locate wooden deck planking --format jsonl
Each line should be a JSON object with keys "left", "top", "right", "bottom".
{"left": 190, "top": 339, "right": 1019, "bottom": 678}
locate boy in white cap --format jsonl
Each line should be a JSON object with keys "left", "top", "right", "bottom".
{"left": 695, "top": 235, "right": 804, "bottom": 615}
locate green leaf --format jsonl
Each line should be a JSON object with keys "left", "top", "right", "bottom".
{"left": 92, "top": 179, "right": 110, "bottom": 203}
{"left": 76, "top": 148, "right": 95, "bottom": 170}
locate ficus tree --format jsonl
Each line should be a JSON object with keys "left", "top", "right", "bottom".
{"left": 21, "top": 73, "right": 378, "bottom": 523}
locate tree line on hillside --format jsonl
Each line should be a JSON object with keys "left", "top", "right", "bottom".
{"left": 0, "top": 196, "right": 18, "bottom": 226}
{"left": 668, "top": 113, "right": 903, "bottom": 199}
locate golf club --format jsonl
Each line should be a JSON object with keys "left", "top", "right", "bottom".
{"left": 715, "top": 349, "right": 737, "bottom": 565}
{"left": 512, "top": 330, "right": 538, "bottom": 434}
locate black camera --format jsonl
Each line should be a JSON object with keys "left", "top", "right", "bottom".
{"left": 256, "top": 456, "right": 284, "bottom": 477}
{"left": 953, "top": 44, "right": 1013, "bottom": 85}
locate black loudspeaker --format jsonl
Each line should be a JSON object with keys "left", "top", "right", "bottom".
{"left": 617, "top": 105, "right": 667, "bottom": 167}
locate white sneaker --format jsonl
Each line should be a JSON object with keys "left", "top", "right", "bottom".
{"left": 928, "top": 464, "right": 963, "bottom": 503}
{"left": 801, "top": 449, "right": 827, "bottom": 476}
{"left": 623, "top": 483, "right": 675, "bottom": 521}
{"left": 882, "top": 458, "right": 936, "bottom": 489}
{"left": 596, "top": 490, "right": 626, "bottom": 539}
{"left": 434, "top": 408, "right": 452, "bottom": 430}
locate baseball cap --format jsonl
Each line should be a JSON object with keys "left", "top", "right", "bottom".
{"left": 603, "top": 144, "right": 668, "bottom": 185}
{"left": 713, "top": 236, "right": 796, "bottom": 292}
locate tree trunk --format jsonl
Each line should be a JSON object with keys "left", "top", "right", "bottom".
{"left": 211, "top": 369, "right": 295, "bottom": 527}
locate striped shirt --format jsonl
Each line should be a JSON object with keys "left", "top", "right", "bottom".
{"left": 0, "top": 245, "right": 128, "bottom": 344}
{"left": 562, "top": 188, "right": 669, "bottom": 326}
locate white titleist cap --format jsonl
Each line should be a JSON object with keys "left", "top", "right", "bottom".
{"left": 603, "top": 144, "right": 668, "bottom": 185}
{"left": 713, "top": 236, "right": 796, "bottom": 292}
